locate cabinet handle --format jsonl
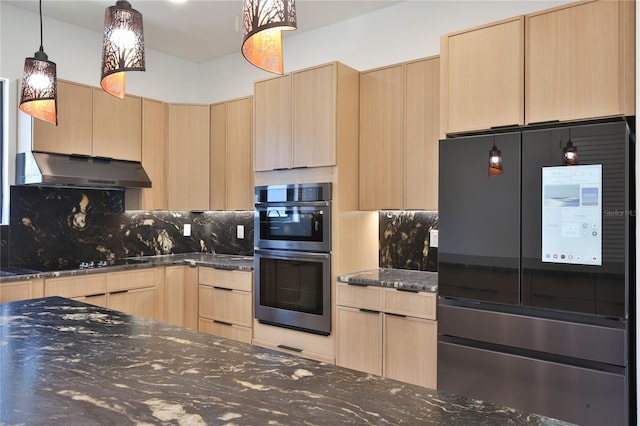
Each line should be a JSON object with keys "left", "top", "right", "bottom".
{"left": 109, "top": 290, "right": 129, "bottom": 295}
{"left": 386, "top": 312, "right": 407, "bottom": 318}
{"left": 527, "top": 119, "right": 560, "bottom": 126}
{"left": 291, "top": 166, "right": 308, "bottom": 170}
{"left": 213, "top": 286, "right": 233, "bottom": 291}
{"left": 213, "top": 320, "right": 233, "bottom": 326}
{"left": 347, "top": 282, "right": 368, "bottom": 287}
{"left": 273, "top": 167, "right": 289, "bottom": 171}
{"left": 277, "top": 344, "right": 303, "bottom": 353}
{"left": 396, "top": 287, "right": 419, "bottom": 293}
{"left": 85, "top": 293, "right": 106, "bottom": 298}
{"left": 359, "top": 308, "right": 380, "bottom": 314}
{"left": 490, "top": 124, "right": 519, "bottom": 129}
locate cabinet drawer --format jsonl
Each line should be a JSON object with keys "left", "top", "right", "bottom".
{"left": 198, "top": 267, "right": 252, "bottom": 292}
{"left": 336, "top": 283, "right": 382, "bottom": 310}
{"left": 252, "top": 320, "right": 335, "bottom": 363}
{"left": 199, "top": 285, "right": 252, "bottom": 327}
{"left": 0, "top": 279, "right": 44, "bottom": 303}
{"left": 107, "top": 268, "right": 157, "bottom": 292}
{"left": 73, "top": 294, "right": 108, "bottom": 308}
{"left": 199, "top": 318, "right": 252, "bottom": 344}
{"left": 383, "top": 288, "right": 436, "bottom": 320}
{"left": 45, "top": 274, "right": 107, "bottom": 299}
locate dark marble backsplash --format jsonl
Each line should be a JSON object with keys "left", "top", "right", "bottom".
{"left": 8, "top": 186, "right": 253, "bottom": 270}
{"left": 379, "top": 211, "right": 438, "bottom": 272}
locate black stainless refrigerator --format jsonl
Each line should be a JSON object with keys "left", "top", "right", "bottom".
{"left": 437, "top": 119, "right": 634, "bottom": 426}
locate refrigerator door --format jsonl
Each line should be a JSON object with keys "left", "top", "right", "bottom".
{"left": 438, "top": 132, "right": 521, "bottom": 304}
{"left": 521, "top": 121, "right": 630, "bottom": 318}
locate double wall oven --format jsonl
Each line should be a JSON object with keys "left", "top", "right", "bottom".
{"left": 254, "top": 183, "right": 332, "bottom": 335}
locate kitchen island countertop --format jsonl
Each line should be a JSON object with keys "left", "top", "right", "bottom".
{"left": 338, "top": 268, "right": 438, "bottom": 293}
{"left": 0, "top": 296, "right": 571, "bottom": 425}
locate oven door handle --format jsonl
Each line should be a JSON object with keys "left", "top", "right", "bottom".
{"left": 254, "top": 248, "right": 330, "bottom": 259}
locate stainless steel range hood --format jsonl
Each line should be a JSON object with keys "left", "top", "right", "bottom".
{"left": 16, "top": 151, "right": 152, "bottom": 188}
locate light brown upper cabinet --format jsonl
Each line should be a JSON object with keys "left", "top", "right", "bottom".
{"left": 360, "top": 56, "right": 440, "bottom": 211}
{"left": 167, "top": 103, "right": 210, "bottom": 210}
{"left": 92, "top": 89, "right": 142, "bottom": 162}
{"left": 29, "top": 80, "right": 93, "bottom": 156}
{"left": 141, "top": 98, "right": 167, "bottom": 210}
{"left": 441, "top": 0, "right": 635, "bottom": 136}
{"left": 25, "top": 79, "right": 143, "bottom": 162}
{"left": 292, "top": 63, "right": 337, "bottom": 168}
{"left": 440, "top": 16, "right": 524, "bottom": 135}
{"left": 525, "top": 0, "right": 635, "bottom": 124}
{"left": 253, "top": 62, "right": 359, "bottom": 172}
{"left": 253, "top": 74, "right": 292, "bottom": 171}
{"left": 210, "top": 96, "right": 254, "bottom": 210}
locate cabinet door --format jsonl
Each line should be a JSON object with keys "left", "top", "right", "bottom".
{"left": 108, "top": 287, "right": 156, "bottom": 319}
{"left": 253, "top": 75, "right": 292, "bottom": 171}
{"left": 359, "top": 65, "right": 404, "bottom": 210}
{"left": 44, "top": 274, "right": 107, "bottom": 299}
{"left": 0, "top": 279, "right": 43, "bottom": 303}
{"left": 167, "top": 104, "right": 210, "bottom": 210}
{"left": 336, "top": 306, "right": 383, "bottom": 375}
{"left": 441, "top": 16, "right": 524, "bottom": 134}
{"left": 210, "top": 102, "right": 227, "bottom": 210}
{"left": 164, "top": 265, "right": 199, "bottom": 328}
{"left": 225, "top": 97, "right": 254, "bottom": 210}
{"left": 405, "top": 57, "right": 439, "bottom": 210}
{"left": 199, "top": 285, "right": 252, "bottom": 327}
{"left": 92, "top": 89, "right": 142, "bottom": 161}
{"left": 141, "top": 98, "right": 166, "bottom": 210}
{"left": 31, "top": 80, "right": 92, "bottom": 156}
{"left": 526, "top": 0, "right": 635, "bottom": 123}
{"left": 293, "top": 64, "right": 336, "bottom": 168}
{"left": 384, "top": 314, "right": 437, "bottom": 388}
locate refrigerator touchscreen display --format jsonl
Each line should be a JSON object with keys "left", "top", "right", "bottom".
{"left": 541, "top": 164, "right": 602, "bottom": 265}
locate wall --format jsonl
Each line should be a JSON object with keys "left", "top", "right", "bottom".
{"left": 8, "top": 186, "right": 253, "bottom": 270}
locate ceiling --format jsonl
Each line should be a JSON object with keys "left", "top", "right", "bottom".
{"left": 4, "top": 0, "right": 403, "bottom": 63}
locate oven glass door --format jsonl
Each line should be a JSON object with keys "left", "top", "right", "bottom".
{"left": 254, "top": 249, "right": 331, "bottom": 335}
{"left": 255, "top": 203, "right": 330, "bottom": 251}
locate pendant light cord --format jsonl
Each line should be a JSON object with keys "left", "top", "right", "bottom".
{"left": 39, "top": 0, "right": 44, "bottom": 52}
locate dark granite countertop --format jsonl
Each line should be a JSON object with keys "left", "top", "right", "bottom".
{"left": 0, "top": 253, "right": 254, "bottom": 283}
{"left": 338, "top": 268, "right": 438, "bottom": 293}
{"left": 0, "top": 297, "right": 571, "bottom": 425}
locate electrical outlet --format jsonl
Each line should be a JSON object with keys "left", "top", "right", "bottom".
{"left": 237, "top": 225, "right": 245, "bottom": 239}
{"left": 183, "top": 223, "right": 191, "bottom": 237}
{"left": 429, "top": 229, "right": 438, "bottom": 248}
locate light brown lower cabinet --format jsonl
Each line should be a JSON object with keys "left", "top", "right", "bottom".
{"left": 164, "top": 265, "right": 198, "bottom": 329}
{"left": 43, "top": 267, "right": 163, "bottom": 321}
{"left": 106, "top": 268, "right": 160, "bottom": 320}
{"left": 198, "top": 267, "right": 253, "bottom": 344}
{"left": 336, "top": 283, "right": 437, "bottom": 389}
{"left": 0, "top": 278, "right": 44, "bottom": 303}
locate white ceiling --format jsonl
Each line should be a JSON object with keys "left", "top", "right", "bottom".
{"left": 4, "top": 0, "right": 403, "bottom": 63}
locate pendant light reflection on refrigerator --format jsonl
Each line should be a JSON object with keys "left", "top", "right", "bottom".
{"left": 488, "top": 138, "right": 503, "bottom": 176}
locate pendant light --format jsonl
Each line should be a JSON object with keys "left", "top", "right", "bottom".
{"left": 19, "top": 0, "right": 57, "bottom": 125}
{"left": 241, "top": 0, "right": 297, "bottom": 74}
{"left": 488, "top": 138, "right": 503, "bottom": 176}
{"left": 100, "top": 0, "right": 145, "bottom": 99}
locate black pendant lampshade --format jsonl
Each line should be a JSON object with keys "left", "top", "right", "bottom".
{"left": 19, "top": 0, "right": 57, "bottom": 125}
{"left": 242, "top": 0, "right": 297, "bottom": 74}
{"left": 101, "top": 0, "right": 145, "bottom": 99}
